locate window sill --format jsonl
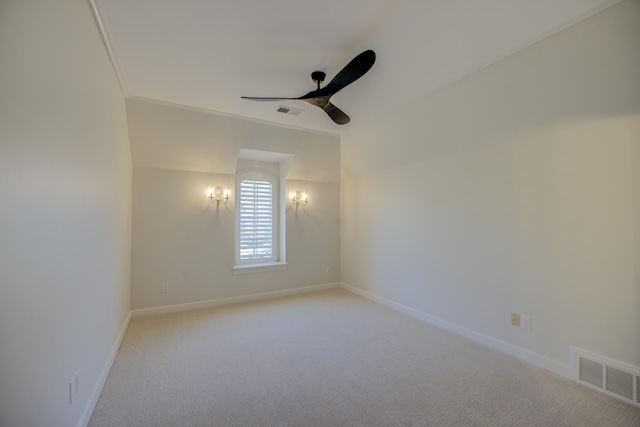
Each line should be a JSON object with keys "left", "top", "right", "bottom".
{"left": 232, "top": 262, "right": 287, "bottom": 275}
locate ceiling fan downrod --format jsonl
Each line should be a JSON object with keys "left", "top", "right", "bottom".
{"left": 311, "top": 71, "right": 326, "bottom": 90}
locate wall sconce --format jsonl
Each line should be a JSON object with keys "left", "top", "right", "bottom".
{"left": 208, "top": 186, "right": 230, "bottom": 205}
{"left": 291, "top": 191, "right": 308, "bottom": 208}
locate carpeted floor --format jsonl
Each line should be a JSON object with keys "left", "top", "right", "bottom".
{"left": 89, "top": 288, "right": 640, "bottom": 426}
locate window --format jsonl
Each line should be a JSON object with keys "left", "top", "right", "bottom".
{"left": 238, "top": 174, "right": 277, "bottom": 264}
{"left": 233, "top": 149, "right": 292, "bottom": 273}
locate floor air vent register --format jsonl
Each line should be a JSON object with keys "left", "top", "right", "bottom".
{"left": 572, "top": 347, "right": 640, "bottom": 407}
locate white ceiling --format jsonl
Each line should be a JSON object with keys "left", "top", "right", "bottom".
{"left": 92, "top": 0, "right": 618, "bottom": 136}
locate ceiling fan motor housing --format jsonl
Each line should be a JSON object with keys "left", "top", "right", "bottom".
{"left": 311, "top": 71, "right": 326, "bottom": 85}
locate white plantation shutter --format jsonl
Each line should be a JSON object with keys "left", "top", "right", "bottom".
{"left": 239, "top": 179, "right": 275, "bottom": 262}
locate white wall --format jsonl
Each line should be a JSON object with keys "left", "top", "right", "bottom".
{"left": 341, "top": 0, "right": 640, "bottom": 370}
{"left": 0, "top": 1, "right": 132, "bottom": 426}
{"left": 128, "top": 101, "right": 340, "bottom": 310}
{"left": 126, "top": 97, "right": 341, "bottom": 182}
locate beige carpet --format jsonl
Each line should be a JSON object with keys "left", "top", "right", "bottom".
{"left": 89, "top": 288, "right": 640, "bottom": 426}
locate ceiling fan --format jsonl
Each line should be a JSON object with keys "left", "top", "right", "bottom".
{"left": 241, "top": 49, "right": 376, "bottom": 125}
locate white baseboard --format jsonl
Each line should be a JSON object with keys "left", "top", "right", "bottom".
{"left": 339, "top": 282, "right": 572, "bottom": 379}
{"left": 132, "top": 283, "right": 341, "bottom": 317}
{"left": 78, "top": 310, "right": 132, "bottom": 427}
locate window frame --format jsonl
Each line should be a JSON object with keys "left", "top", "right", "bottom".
{"left": 232, "top": 150, "right": 291, "bottom": 274}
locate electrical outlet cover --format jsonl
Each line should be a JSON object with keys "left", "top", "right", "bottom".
{"left": 511, "top": 313, "right": 521, "bottom": 327}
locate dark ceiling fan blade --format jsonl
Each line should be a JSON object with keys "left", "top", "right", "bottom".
{"left": 300, "top": 95, "right": 349, "bottom": 123}
{"left": 321, "top": 50, "right": 376, "bottom": 96}
{"left": 243, "top": 88, "right": 324, "bottom": 101}
{"left": 323, "top": 101, "right": 350, "bottom": 125}
{"left": 241, "top": 96, "right": 300, "bottom": 101}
